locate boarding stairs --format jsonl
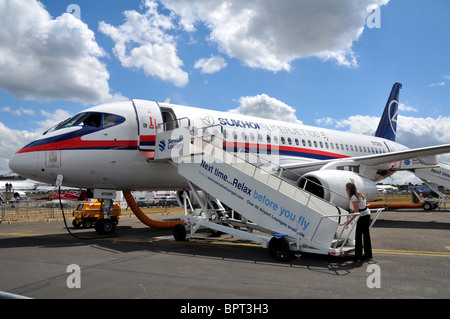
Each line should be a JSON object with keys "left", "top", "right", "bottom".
{"left": 153, "top": 123, "right": 382, "bottom": 259}
{"left": 412, "top": 180, "right": 450, "bottom": 211}
{"left": 0, "top": 191, "right": 12, "bottom": 203}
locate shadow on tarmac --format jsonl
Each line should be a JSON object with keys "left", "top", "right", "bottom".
{"left": 0, "top": 222, "right": 373, "bottom": 276}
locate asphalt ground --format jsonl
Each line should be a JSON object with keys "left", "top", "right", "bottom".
{"left": 0, "top": 208, "right": 449, "bottom": 302}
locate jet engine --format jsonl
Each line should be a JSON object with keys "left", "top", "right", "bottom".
{"left": 298, "top": 170, "right": 378, "bottom": 210}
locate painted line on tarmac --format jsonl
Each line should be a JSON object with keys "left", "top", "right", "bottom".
{"left": 0, "top": 232, "right": 44, "bottom": 237}
{"left": 96, "top": 235, "right": 173, "bottom": 243}
{"left": 374, "top": 249, "right": 450, "bottom": 258}
{"left": 99, "top": 236, "right": 450, "bottom": 258}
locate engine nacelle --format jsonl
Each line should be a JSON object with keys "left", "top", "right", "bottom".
{"left": 298, "top": 170, "right": 378, "bottom": 210}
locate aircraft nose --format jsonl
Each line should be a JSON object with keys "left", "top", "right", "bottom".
{"left": 9, "top": 151, "right": 39, "bottom": 180}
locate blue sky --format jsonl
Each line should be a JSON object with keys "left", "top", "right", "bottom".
{"left": 1, "top": 0, "right": 449, "bottom": 183}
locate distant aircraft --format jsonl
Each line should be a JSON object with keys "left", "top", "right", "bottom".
{"left": 8, "top": 83, "right": 450, "bottom": 210}
{"left": 376, "top": 185, "right": 398, "bottom": 193}
{"left": 1, "top": 177, "right": 39, "bottom": 191}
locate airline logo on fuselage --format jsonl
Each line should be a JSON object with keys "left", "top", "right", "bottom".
{"left": 218, "top": 118, "right": 261, "bottom": 129}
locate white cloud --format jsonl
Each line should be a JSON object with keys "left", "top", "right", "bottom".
{"left": 427, "top": 81, "right": 446, "bottom": 87}
{"left": 0, "top": 0, "right": 112, "bottom": 103}
{"left": 398, "top": 103, "right": 418, "bottom": 113}
{"left": 194, "top": 56, "right": 227, "bottom": 74}
{"left": 229, "top": 94, "right": 301, "bottom": 124}
{"left": 396, "top": 115, "right": 450, "bottom": 151}
{"left": 99, "top": 0, "right": 188, "bottom": 87}
{"left": 1, "top": 106, "right": 35, "bottom": 116}
{"left": 161, "top": 0, "right": 390, "bottom": 72}
{"left": 427, "top": 74, "right": 450, "bottom": 87}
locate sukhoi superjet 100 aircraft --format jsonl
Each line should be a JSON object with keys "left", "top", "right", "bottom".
{"left": 8, "top": 83, "right": 450, "bottom": 211}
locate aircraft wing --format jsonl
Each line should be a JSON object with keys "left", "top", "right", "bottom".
{"left": 280, "top": 143, "right": 450, "bottom": 171}
{"left": 357, "top": 143, "right": 450, "bottom": 166}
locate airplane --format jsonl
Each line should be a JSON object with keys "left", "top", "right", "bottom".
{"left": 8, "top": 83, "right": 450, "bottom": 213}
{"left": 376, "top": 185, "right": 398, "bottom": 194}
{"left": 1, "top": 176, "right": 40, "bottom": 191}
{"left": 0, "top": 176, "right": 41, "bottom": 201}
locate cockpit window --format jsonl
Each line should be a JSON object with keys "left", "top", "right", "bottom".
{"left": 83, "top": 113, "right": 102, "bottom": 128}
{"left": 103, "top": 114, "right": 121, "bottom": 128}
{"left": 49, "top": 112, "right": 125, "bottom": 133}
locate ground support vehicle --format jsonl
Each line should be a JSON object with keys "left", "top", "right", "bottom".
{"left": 72, "top": 199, "right": 121, "bottom": 231}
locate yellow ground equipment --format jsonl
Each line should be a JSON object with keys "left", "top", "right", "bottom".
{"left": 72, "top": 199, "right": 121, "bottom": 229}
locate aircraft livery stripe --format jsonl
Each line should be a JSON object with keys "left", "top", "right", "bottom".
{"left": 16, "top": 135, "right": 347, "bottom": 160}
{"left": 16, "top": 136, "right": 138, "bottom": 153}
{"left": 222, "top": 141, "right": 349, "bottom": 160}
{"left": 139, "top": 135, "right": 156, "bottom": 147}
{"left": 139, "top": 135, "right": 156, "bottom": 142}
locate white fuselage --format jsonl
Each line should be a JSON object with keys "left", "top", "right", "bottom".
{"left": 8, "top": 100, "right": 408, "bottom": 190}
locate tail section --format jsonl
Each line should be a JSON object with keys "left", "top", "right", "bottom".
{"left": 375, "top": 82, "right": 402, "bottom": 141}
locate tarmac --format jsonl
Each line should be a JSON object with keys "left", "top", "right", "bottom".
{"left": 0, "top": 208, "right": 449, "bottom": 301}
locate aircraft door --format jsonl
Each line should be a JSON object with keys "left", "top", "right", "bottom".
{"left": 132, "top": 99, "right": 163, "bottom": 151}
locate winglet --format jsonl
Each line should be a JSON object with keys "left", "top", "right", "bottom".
{"left": 375, "top": 82, "right": 402, "bottom": 141}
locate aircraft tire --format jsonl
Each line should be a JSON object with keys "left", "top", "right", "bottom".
{"left": 173, "top": 224, "right": 187, "bottom": 241}
{"left": 269, "top": 237, "right": 290, "bottom": 262}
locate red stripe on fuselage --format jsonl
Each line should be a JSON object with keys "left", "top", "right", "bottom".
{"left": 16, "top": 136, "right": 139, "bottom": 154}
{"left": 222, "top": 141, "right": 349, "bottom": 159}
{"left": 139, "top": 135, "right": 156, "bottom": 142}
